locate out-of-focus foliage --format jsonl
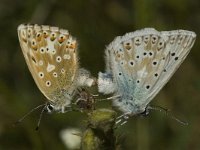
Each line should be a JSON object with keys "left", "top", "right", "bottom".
{"left": 0, "top": 0, "right": 200, "bottom": 149}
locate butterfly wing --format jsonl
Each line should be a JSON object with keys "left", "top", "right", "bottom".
{"left": 18, "top": 24, "right": 79, "bottom": 102}
{"left": 104, "top": 28, "right": 196, "bottom": 114}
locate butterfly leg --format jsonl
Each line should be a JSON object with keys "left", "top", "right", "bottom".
{"left": 115, "top": 112, "right": 130, "bottom": 126}
{"left": 94, "top": 95, "right": 121, "bottom": 103}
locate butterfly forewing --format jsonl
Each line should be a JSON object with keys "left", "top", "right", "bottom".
{"left": 146, "top": 30, "right": 196, "bottom": 104}
{"left": 18, "top": 24, "right": 78, "bottom": 103}
{"left": 102, "top": 28, "right": 196, "bottom": 114}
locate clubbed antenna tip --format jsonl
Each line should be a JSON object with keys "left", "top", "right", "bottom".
{"left": 147, "top": 105, "right": 188, "bottom": 126}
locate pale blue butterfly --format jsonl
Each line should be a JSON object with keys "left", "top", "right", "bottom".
{"left": 98, "top": 28, "right": 196, "bottom": 123}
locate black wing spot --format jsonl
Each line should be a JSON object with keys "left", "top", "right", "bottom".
{"left": 129, "top": 61, "right": 134, "bottom": 66}
{"left": 146, "top": 85, "right": 150, "bottom": 89}
{"left": 171, "top": 52, "right": 175, "bottom": 56}
{"left": 153, "top": 61, "right": 157, "bottom": 65}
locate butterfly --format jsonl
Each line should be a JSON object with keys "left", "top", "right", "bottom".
{"left": 18, "top": 24, "right": 95, "bottom": 115}
{"left": 98, "top": 28, "right": 196, "bottom": 119}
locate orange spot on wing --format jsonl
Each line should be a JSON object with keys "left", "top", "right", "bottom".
{"left": 69, "top": 41, "right": 77, "bottom": 49}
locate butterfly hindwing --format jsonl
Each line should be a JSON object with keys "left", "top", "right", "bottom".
{"left": 101, "top": 28, "right": 196, "bottom": 114}
{"left": 18, "top": 24, "right": 79, "bottom": 103}
{"left": 146, "top": 30, "right": 196, "bottom": 103}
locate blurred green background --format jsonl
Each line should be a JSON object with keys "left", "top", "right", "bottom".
{"left": 0, "top": 0, "right": 200, "bottom": 149}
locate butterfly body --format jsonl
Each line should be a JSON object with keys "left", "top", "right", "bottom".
{"left": 98, "top": 28, "right": 196, "bottom": 115}
{"left": 18, "top": 24, "right": 94, "bottom": 113}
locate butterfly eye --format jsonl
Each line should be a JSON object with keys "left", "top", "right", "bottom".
{"left": 47, "top": 104, "right": 54, "bottom": 111}
{"left": 49, "top": 104, "right": 54, "bottom": 110}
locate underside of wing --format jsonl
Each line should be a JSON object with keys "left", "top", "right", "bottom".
{"left": 106, "top": 28, "right": 196, "bottom": 111}
{"left": 18, "top": 24, "right": 79, "bottom": 101}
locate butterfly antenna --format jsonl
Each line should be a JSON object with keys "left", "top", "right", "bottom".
{"left": 35, "top": 104, "right": 47, "bottom": 131}
{"left": 13, "top": 103, "right": 46, "bottom": 126}
{"left": 147, "top": 105, "right": 188, "bottom": 125}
